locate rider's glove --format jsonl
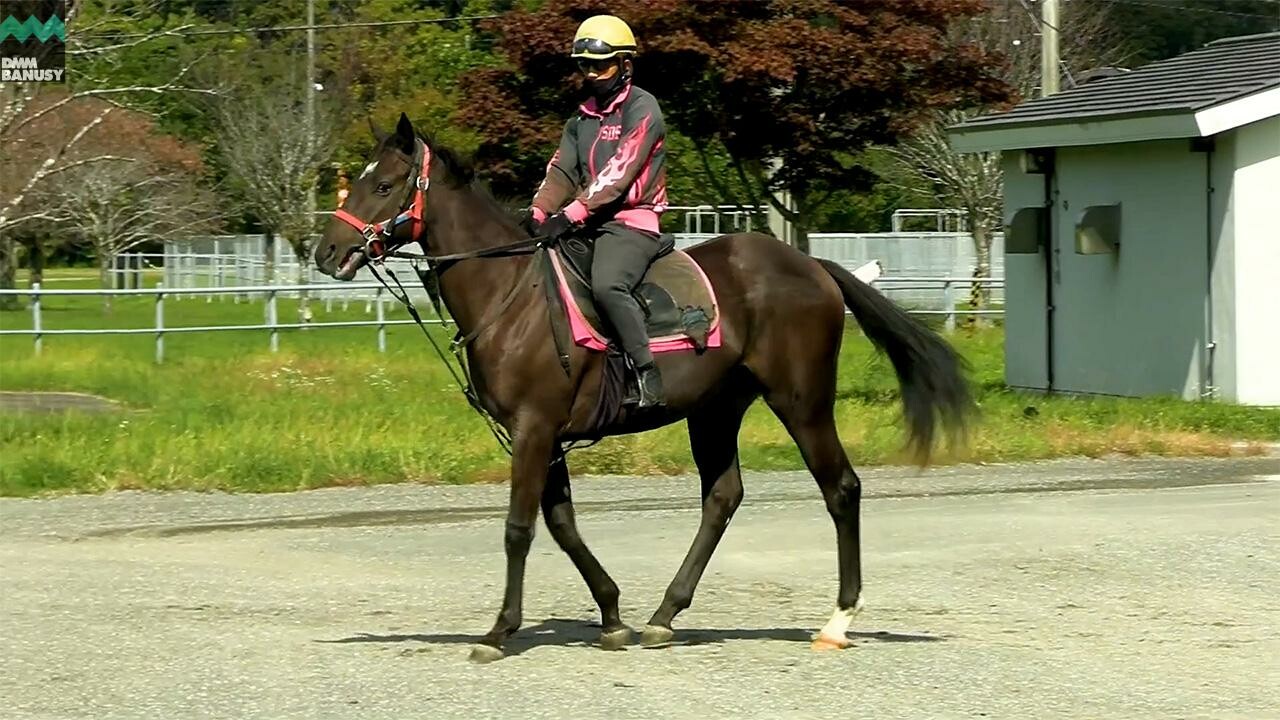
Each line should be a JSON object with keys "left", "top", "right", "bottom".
{"left": 540, "top": 212, "right": 576, "bottom": 242}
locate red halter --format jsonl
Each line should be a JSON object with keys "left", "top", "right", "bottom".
{"left": 332, "top": 139, "right": 432, "bottom": 261}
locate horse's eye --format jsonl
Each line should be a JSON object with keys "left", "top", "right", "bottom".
{"left": 375, "top": 182, "right": 392, "bottom": 195}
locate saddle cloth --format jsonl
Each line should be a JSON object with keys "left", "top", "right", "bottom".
{"left": 547, "top": 239, "right": 721, "bottom": 354}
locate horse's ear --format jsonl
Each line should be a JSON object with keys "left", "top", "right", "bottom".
{"left": 393, "top": 113, "right": 416, "bottom": 154}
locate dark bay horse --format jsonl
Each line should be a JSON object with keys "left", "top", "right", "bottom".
{"left": 315, "top": 114, "right": 971, "bottom": 662}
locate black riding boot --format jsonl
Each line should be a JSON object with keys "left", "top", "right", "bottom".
{"left": 589, "top": 221, "right": 666, "bottom": 409}
{"left": 636, "top": 362, "right": 665, "bottom": 409}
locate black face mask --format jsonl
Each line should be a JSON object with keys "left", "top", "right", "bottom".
{"left": 585, "top": 60, "right": 629, "bottom": 103}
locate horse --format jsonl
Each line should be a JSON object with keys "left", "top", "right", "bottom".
{"left": 314, "top": 113, "right": 972, "bottom": 662}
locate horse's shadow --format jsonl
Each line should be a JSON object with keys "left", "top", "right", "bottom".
{"left": 319, "top": 618, "right": 944, "bottom": 657}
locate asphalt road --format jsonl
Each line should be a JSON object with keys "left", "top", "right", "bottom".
{"left": 2, "top": 456, "right": 1278, "bottom": 720}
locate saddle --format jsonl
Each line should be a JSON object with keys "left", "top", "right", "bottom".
{"left": 531, "top": 232, "right": 720, "bottom": 438}
{"left": 546, "top": 233, "right": 721, "bottom": 355}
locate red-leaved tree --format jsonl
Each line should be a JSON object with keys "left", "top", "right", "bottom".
{"left": 458, "top": 0, "right": 1012, "bottom": 252}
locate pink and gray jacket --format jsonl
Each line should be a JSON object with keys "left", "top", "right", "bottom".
{"left": 531, "top": 83, "right": 668, "bottom": 233}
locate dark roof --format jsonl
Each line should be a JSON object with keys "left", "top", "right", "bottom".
{"left": 959, "top": 32, "right": 1280, "bottom": 130}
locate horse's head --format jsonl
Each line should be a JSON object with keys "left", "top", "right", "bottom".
{"left": 315, "top": 112, "right": 431, "bottom": 280}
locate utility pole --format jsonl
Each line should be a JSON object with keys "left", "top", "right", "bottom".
{"left": 1041, "top": 0, "right": 1060, "bottom": 96}
{"left": 306, "top": 0, "right": 317, "bottom": 224}
{"left": 304, "top": 0, "right": 317, "bottom": 321}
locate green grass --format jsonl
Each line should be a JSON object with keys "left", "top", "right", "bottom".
{"left": 2, "top": 269, "right": 1277, "bottom": 496}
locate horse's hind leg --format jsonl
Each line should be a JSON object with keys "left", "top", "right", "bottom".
{"left": 765, "top": 388, "right": 864, "bottom": 650}
{"left": 541, "top": 455, "right": 630, "bottom": 650}
{"left": 641, "top": 385, "right": 756, "bottom": 647}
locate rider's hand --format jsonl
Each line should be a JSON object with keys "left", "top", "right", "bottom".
{"left": 515, "top": 207, "right": 539, "bottom": 236}
{"left": 540, "top": 212, "right": 576, "bottom": 242}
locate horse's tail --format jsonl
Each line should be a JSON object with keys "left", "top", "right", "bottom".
{"left": 816, "top": 258, "right": 973, "bottom": 463}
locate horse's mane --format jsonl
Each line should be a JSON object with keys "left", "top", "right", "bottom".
{"left": 419, "top": 132, "right": 526, "bottom": 236}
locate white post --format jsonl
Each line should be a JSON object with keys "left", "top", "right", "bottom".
{"left": 155, "top": 283, "right": 165, "bottom": 364}
{"left": 216, "top": 255, "right": 225, "bottom": 301}
{"left": 376, "top": 287, "right": 386, "bottom": 353}
{"left": 31, "top": 282, "right": 42, "bottom": 356}
{"left": 943, "top": 280, "right": 956, "bottom": 333}
{"left": 268, "top": 289, "right": 279, "bottom": 352}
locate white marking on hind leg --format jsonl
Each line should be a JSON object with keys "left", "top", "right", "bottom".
{"left": 813, "top": 596, "right": 865, "bottom": 649}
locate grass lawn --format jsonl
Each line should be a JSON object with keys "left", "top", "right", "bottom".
{"left": 2, "top": 268, "right": 1277, "bottom": 497}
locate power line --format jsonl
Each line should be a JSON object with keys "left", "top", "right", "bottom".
{"left": 1099, "top": 0, "right": 1280, "bottom": 20}
{"left": 1014, "top": 0, "right": 1062, "bottom": 34}
{"left": 1014, "top": 0, "right": 1075, "bottom": 90}
{"left": 75, "top": 14, "right": 500, "bottom": 41}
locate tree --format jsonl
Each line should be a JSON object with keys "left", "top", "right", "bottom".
{"left": 214, "top": 65, "right": 336, "bottom": 320}
{"left": 890, "top": 0, "right": 1124, "bottom": 313}
{"left": 459, "top": 0, "right": 1011, "bottom": 252}
{"left": 1099, "top": 0, "right": 1279, "bottom": 64}
{"left": 0, "top": 3, "right": 212, "bottom": 308}
{"left": 49, "top": 161, "right": 217, "bottom": 311}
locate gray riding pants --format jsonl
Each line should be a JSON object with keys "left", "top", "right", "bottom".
{"left": 589, "top": 221, "right": 662, "bottom": 368}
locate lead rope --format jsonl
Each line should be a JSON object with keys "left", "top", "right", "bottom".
{"left": 370, "top": 262, "right": 513, "bottom": 456}
{"left": 372, "top": 244, "right": 604, "bottom": 463}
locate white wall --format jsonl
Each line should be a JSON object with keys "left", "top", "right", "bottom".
{"left": 1209, "top": 132, "right": 1237, "bottom": 401}
{"left": 1230, "top": 116, "right": 1280, "bottom": 405}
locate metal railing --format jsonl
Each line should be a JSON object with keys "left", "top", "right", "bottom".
{"left": 0, "top": 282, "right": 444, "bottom": 363}
{"left": 0, "top": 277, "right": 1002, "bottom": 362}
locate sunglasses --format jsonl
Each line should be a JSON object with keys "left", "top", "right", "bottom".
{"left": 577, "top": 57, "right": 616, "bottom": 74}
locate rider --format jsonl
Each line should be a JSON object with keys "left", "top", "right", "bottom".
{"left": 525, "top": 14, "right": 669, "bottom": 409}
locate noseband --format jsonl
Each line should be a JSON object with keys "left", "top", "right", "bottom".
{"left": 332, "top": 138, "right": 432, "bottom": 262}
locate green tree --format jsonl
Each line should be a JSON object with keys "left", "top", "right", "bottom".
{"left": 459, "top": 0, "right": 1011, "bottom": 252}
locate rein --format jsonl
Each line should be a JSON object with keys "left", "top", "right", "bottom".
{"left": 338, "top": 137, "right": 546, "bottom": 455}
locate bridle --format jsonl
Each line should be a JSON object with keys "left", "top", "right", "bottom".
{"left": 332, "top": 138, "right": 432, "bottom": 263}
{"left": 331, "top": 136, "right": 543, "bottom": 270}
{"left": 327, "top": 135, "right": 550, "bottom": 456}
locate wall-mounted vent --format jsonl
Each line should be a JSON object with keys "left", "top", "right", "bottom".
{"left": 1076, "top": 204, "right": 1122, "bottom": 255}
{"left": 1006, "top": 207, "right": 1047, "bottom": 253}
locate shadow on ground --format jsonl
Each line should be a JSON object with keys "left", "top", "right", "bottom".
{"left": 319, "top": 618, "right": 944, "bottom": 656}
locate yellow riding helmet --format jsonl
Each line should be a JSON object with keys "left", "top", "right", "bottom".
{"left": 570, "top": 15, "right": 637, "bottom": 60}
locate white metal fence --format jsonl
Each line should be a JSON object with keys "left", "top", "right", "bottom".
{"left": 154, "top": 231, "right": 1004, "bottom": 310}
{"left": 0, "top": 277, "right": 1002, "bottom": 362}
{"left": 674, "top": 231, "right": 1005, "bottom": 307}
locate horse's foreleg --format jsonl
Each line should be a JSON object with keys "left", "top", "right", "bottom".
{"left": 470, "top": 426, "right": 556, "bottom": 663}
{"left": 541, "top": 455, "right": 630, "bottom": 650}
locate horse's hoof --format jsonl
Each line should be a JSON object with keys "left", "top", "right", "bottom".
{"left": 468, "top": 644, "right": 505, "bottom": 664}
{"left": 640, "top": 624, "right": 674, "bottom": 648}
{"left": 599, "top": 626, "right": 633, "bottom": 651}
{"left": 810, "top": 634, "right": 853, "bottom": 651}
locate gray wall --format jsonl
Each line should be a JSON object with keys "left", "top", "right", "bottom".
{"left": 1001, "top": 153, "right": 1050, "bottom": 391}
{"left": 1003, "top": 140, "right": 1211, "bottom": 399}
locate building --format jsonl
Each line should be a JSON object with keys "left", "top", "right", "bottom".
{"left": 949, "top": 33, "right": 1280, "bottom": 405}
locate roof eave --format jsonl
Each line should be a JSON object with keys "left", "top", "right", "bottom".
{"left": 948, "top": 85, "right": 1280, "bottom": 153}
{"left": 947, "top": 113, "right": 1201, "bottom": 153}
{"left": 1195, "top": 85, "right": 1280, "bottom": 136}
